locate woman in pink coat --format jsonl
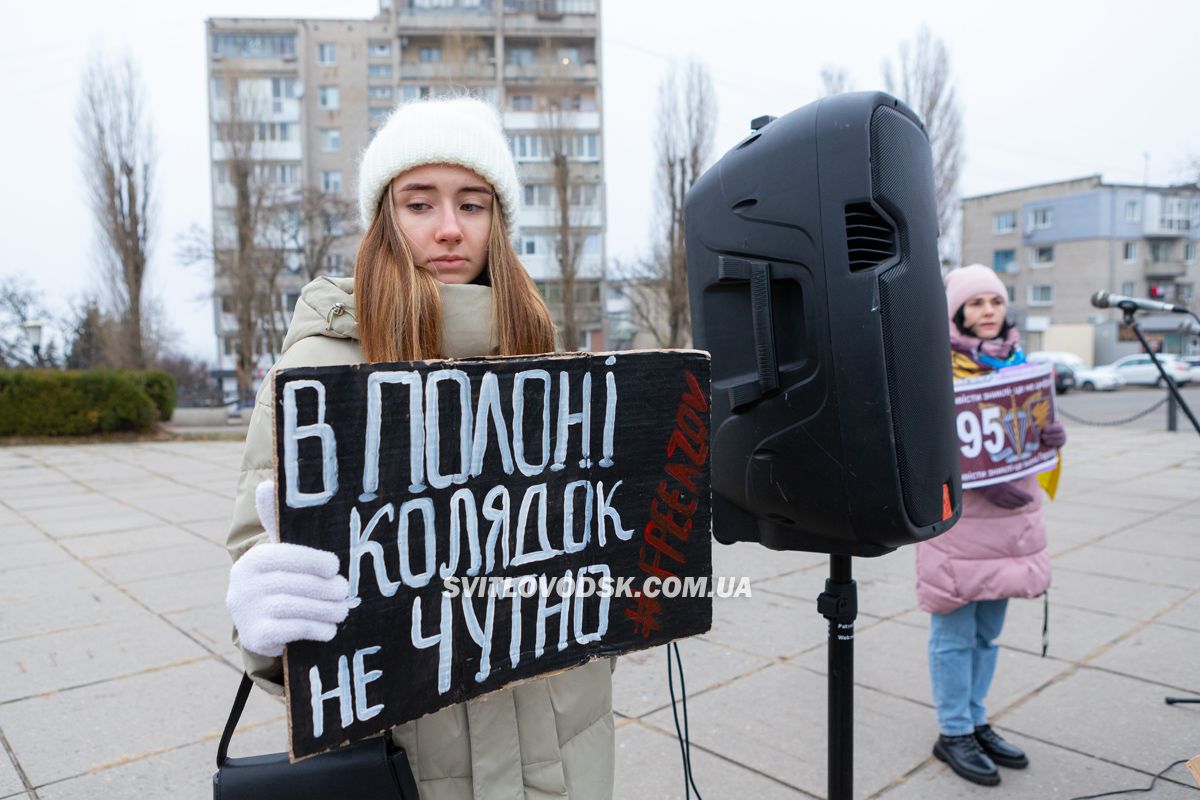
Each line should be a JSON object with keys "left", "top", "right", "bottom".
{"left": 915, "top": 264, "right": 1066, "bottom": 787}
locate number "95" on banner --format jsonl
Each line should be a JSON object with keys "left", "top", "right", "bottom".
{"left": 956, "top": 407, "right": 1005, "bottom": 457}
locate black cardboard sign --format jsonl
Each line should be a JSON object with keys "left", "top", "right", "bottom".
{"left": 273, "top": 350, "right": 712, "bottom": 760}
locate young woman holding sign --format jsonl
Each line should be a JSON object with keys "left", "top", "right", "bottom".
{"left": 915, "top": 264, "right": 1067, "bottom": 787}
{"left": 223, "top": 97, "right": 615, "bottom": 799}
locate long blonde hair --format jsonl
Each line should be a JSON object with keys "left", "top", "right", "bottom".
{"left": 355, "top": 187, "right": 556, "bottom": 362}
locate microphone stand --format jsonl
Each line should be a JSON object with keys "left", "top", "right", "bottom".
{"left": 1120, "top": 307, "right": 1200, "bottom": 437}
{"left": 817, "top": 554, "right": 857, "bottom": 800}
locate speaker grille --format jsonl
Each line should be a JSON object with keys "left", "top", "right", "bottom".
{"left": 844, "top": 203, "right": 896, "bottom": 271}
{"left": 870, "top": 105, "right": 956, "bottom": 529}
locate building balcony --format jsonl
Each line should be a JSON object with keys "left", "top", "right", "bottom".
{"left": 1142, "top": 219, "right": 1193, "bottom": 238}
{"left": 516, "top": 206, "right": 601, "bottom": 229}
{"left": 211, "top": 140, "right": 303, "bottom": 162}
{"left": 503, "top": 110, "right": 600, "bottom": 130}
{"left": 398, "top": 62, "right": 496, "bottom": 80}
{"left": 1143, "top": 259, "right": 1188, "bottom": 278}
{"left": 503, "top": 62, "right": 597, "bottom": 82}
{"left": 394, "top": 1, "right": 497, "bottom": 29}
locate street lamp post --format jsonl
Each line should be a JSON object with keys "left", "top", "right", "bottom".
{"left": 22, "top": 319, "right": 44, "bottom": 367}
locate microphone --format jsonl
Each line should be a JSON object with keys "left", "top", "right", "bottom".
{"left": 1090, "top": 290, "right": 1188, "bottom": 314}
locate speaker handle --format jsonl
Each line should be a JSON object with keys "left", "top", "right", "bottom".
{"left": 718, "top": 255, "right": 780, "bottom": 411}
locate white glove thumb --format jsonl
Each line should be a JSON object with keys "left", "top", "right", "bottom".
{"left": 255, "top": 480, "right": 278, "bottom": 543}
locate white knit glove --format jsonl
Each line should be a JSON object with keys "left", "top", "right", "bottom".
{"left": 226, "top": 481, "right": 350, "bottom": 657}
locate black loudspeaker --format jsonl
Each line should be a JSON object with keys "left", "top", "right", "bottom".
{"left": 684, "top": 91, "right": 961, "bottom": 557}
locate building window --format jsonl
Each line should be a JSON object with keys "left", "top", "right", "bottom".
{"left": 368, "top": 86, "right": 393, "bottom": 100}
{"left": 1151, "top": 242, "right": 1172, "bottom": 262}
{"left": 317, "top": 43, "right": 336, "bottom": 65}
{"left": 992, "top": 211, "right": 1016, "bottom": 234}
{"left": 320, "top": 128, "right": 341, "bottom": 152}
{"left": 992, "top": 249, "right": 1016, "bottom": 273}
{"left": 321, "top": 170, "right": 342, "bottom": 192}
{"left": 1123, "top": 242, "right": 1137, "bottom": 262}
{"left": 1124, "top": 200, "right": 1141, "bottom": 222}
{"left": 511, "top": 94, "right": 534, "bottom": 111}
{"left": 1028, "top": 284, "right": 1055, "bottom": 306}
{"left": 1179, "top": 283, "right": 1195, "bottom": 303}
{"left": 368, "top": 64, "right": 393, "bottom": 79}
{"left": 369, "top": 107, "right": 391, "bottom": 121}
{"left": 574, "top": 133, "right": 599, "bottom": 160}
{"left": 1031, "top": 207, "right": 1054, "bottom": 229}
{"left": 319, "top": 86, "right": 340, "bottom": 110}
{"left": 1031, "top": 245, "right": 1054, "bottom": 265}
{"left": 523, "top": 238, "right": 538, "bottom": 256}
{"left": 581, "top": 233, "right": 600, "bottom": 255}
{"left": 214, "top": 164, "right": 230, "bottom": 185}
{"left": 369, "top": 41, "right": 391, "bottom": 58}
{"left": 569, "top": 183, "right": 599, "bottom": 206}
{"left": 1121, "top": 281, "right": 1136, "bottom": 296}
{"left": 507, "top": 47, "right": 534, "bottom": 66}
{"left": 419, "top": 47, "right": 441, "bottom": 63}
{"left": 1185, "top": 243, "right": 1197, "bottom": 263}
{"left": 523, "top": 183, "right": 551, "bottom": 206}
{"left": 1005, "top": 285, "right": 1015, "bottom": 303}
{"left": 278, "top": 163, "right": 300, "bottom": 184}
{"left": 325, "top": 253, "right": 345, "bottom": 275}
{"left": 509, "top": 134, "right": 544, "bottom": 161}
{"left": 557, "top": 47, "right": 580, "bottom": 66}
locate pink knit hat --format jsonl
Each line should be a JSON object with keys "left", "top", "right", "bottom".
{"left": 944, "top": 264, "right": 1007, "bottom": 321}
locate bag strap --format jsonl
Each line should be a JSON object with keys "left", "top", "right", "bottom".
{"left": 216, "top": 672, "right": 255, "bottom": 768}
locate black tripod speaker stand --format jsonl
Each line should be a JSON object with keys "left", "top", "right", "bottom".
{"left": 1120, "top": 307, "right": 1200, "bottom": 438}
{"left": 817, "top": 555, "right": 858, "bottom": 799}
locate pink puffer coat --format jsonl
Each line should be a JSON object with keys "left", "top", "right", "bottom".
{"left": 915, "top": 473, "right": 1051, "bottom": 614}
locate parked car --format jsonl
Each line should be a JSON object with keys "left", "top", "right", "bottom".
{"left": 1051, "top": 362, "right": 1076, "bottom": 394}
{"left": 1071, "top": 366, "right": 1124, "bottom": 391}
{"left": 1097, "top": 354, "right": 1192, "bottom": 387}
{"left": 1181, "top": 355, "right": 1200, "bottom": 382}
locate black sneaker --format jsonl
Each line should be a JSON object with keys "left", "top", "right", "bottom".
{"left": 933, "top": 733, "right": 1001, "bottom": 786}
{"left": 974, "top": 724, "right": 1029, "bottom": 769}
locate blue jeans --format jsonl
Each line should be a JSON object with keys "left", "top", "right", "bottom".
{"left": 928, "top": 599, "right": 1008, "bottom": 736}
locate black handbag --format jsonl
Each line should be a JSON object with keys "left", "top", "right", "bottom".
{"left": 213, "top": 673, "right": 420, "bottom": 800}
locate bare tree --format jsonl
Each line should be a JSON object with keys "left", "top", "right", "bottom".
{"left": 0, "top": 278, "right": 60, "bottom": 368}
{"left": 883, "top": 26, "right": 963, "bottom": 265}
{"left": 284, "top": 187, "right": 358, "bottom": 283}
{"left": 657, "top": 59, "right": 716, "bottom": 348}
{"left": 181, "top": 71, "right": 290, "bottom": 403}
{"left": 77, "top": 52, "right": 156, "bottom": 369}
{"left": 819, "top": 65, "right": 854, "bottom": 97}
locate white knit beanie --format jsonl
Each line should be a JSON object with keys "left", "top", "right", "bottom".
{"left": 357, "top": 96, "right": 520, "bottom": 234}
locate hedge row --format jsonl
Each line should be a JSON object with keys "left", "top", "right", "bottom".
{"left": 0, "top": 370, "right": 178, "bottom": 436}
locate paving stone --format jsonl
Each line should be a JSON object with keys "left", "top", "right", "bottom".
{"left": 0, "top": 583, "right": 144, "bottom": 644}
{"left": 991, "top": 598, "right": 1138, "bottom": 663}
{"left": 0, "top": 615, "right": 211, "bottom": 702}
{"left": 57, "top": 526, "right": 204, "bottom": 560}
{"left": 1000, "top": 667, "right": 1200, "bottom": 776}
{"left": 1043, "top": 569, "right": 1188, "bottom": 620}
{"left": 86, "top": 541, "right": 227, "bottom": 584}
{"left": 615, "top": 721, "right": 806, "bottom": 800}
{"left": 613, "top": 636, "right": 769, "bottom": 719}
{"left": 32, "top": 716, "right": 288, "bottom": 800}
{"left": 0, "top": 754, "right": 24, "bottom": 798}
{"left": 1156, "top": 593, "right": 1200, "bottom": 633}
{"left": 710, "top": 541, "right": 825, "bottom": 582}
{"left": 644, "top": 662, "right": 936, "bottom": 798}
{"left": 703, "top": 588, "right": 827, "bottom": 659}
{"left": 0, "top": 562, "right": 106, "bottom": 603}
{"left": 0, "top": 541, "right": 69, "bottom": 570}
{"left": 121, "top": 566, "right": 230, "bottom": 614}
{"left": 181, "top": 518, "right": 232, "bottom": 545}
{"left": 120, "top": 492, "right": 233, "bottom": 524}
{"left": 1102, "top": 521, "right": 1200, "bottom": 562}
{"left": 1054, "top": 546, "right": 1199, "bottom": 590}
{"left": 877, "top": 729, "right": 1200, "bottom": 799}
{"left": 25, "top": 508, "right": 166, "bottom": 540}
{"left": 0, "top": 659, "right": 283, "bottom": 787}
{"left": 163, "top": 603, "right": 240, "bottom": 659}
{"left": 1090, "top": 623, "right": 1200, "bottom": 693}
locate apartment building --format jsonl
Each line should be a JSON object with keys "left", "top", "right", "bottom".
{"left": 206, "top": 0, "right": 604, "bottom": 400}
{"left": 961, "top": 175, "right": 1200, "bottom": 354}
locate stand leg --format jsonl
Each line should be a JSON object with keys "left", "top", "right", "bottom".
{"left": 1125, "top": 311, "right": 1200, "bottom": 436}
{"left": 819, "top": 555, "right": 857, "bottom": 800}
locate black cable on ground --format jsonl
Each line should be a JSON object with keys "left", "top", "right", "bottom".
{"left": 667, "top": 641, "right": 703, "bottom": 800}
{"left": 1067, "top": 758, "right": 1189, "bottom": 800}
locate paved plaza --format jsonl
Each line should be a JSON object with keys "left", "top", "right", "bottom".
{"left": 1, "top": 422, "right": 1198, "bottom": 799}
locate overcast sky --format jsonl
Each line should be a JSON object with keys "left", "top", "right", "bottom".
{"left": 4, "top": 0, "right": 1198, "bottom": 360}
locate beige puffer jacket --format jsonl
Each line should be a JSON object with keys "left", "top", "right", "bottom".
{"left": 226, "top": 276, "right": 615, "bottom": 800}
